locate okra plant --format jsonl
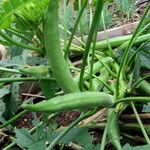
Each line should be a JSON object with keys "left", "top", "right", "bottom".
{"left": 0, "top": 0, "right": 150, "bottom": 150}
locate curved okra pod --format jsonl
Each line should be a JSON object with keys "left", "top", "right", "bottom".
{"left": 44, "top": 0, "right": 80, "bottom": 93}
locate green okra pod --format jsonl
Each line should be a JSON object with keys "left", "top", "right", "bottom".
{"left": 21, "top": 92, "right": 114, "bottom": 113}
{"left": 44, "top": 0, "right": 79, "bottom": 93}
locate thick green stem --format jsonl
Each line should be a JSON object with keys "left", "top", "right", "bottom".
{"left": 79, "top": 0, "right": 104, "bottom": 91}
{"left": 0, "top": 77, "right": 55, "bottom": 83}
{"left": 89, "top": 16, "right": 100, "bottom": 90}
{"left": 64, "top": 0, "right": 88, "bottom": 59}
{"left": 115, "top": 97, "right": 150, "bottom": 106}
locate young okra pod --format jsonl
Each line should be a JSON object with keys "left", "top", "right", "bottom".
{"left": 21, "top": 92, "right": 114, "bottom": 113}
{"left": 44, "top": 0, "right": 79, "bottom": 93}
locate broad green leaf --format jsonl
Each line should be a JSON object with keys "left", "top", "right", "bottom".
{"left": 2, "top": 82, "right": 19, "bottom": 120}
{"left": 142, "top": 102, "right": 150, "bottom": 113}
{"left": 0, "top": 98, "right": 6, "bottom": 122}
{"left": 0, "top": 55, "right": 47, "bottom": 67}
{"left": 0, "top": 87, "right": 10, "bottom": 122}
{"left": 40, "top": 80, "right": 58, "bottom": 99}
{"left": 140, "top": 47, "right": 150, "bottom": 69}
{"left": 122, "top": 144, "right": 150, "bottom": 150}
{"left": 28, "top": 141, "right": 47, "bottom": 150}
{"left": 14, "top": 128, "right": 34, "bottom": 147}
{"left": 60, "top": 127, "right": 95, "bottom": 149}
{"left": 14, "top": 126, "right": 58, "bottom": 149}
{"left": 0, "top": 88, "right": 9, "bottom": 99}
{"left": 0, "top": 0, "right": 31, "bottom": 29}
{"left": 18, "top": 0, "right": 49, "bottom": 26}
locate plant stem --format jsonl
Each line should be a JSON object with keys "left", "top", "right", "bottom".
{"left": 89, "top": 31, "right": 97, "bottom": 90}
{"left": 131, "top": 101, "right": 150, "bottom": 144}
{"left": 46, "top": 111, "right": 95, "bottom": 150}
{"left": 101, "top": 10, "right": 114, "bottom": 57}
{"left": 0, "top": 31, "right": 43, "bottom": 54}
{"left": 0, "top": 77, "right": 55, "bottom": 83}
{"left": 0, "top": 67, "right": 21, "bottom": 74}
{"left": 100, "top": 123, "right": 109, "bottom": 150}
{"left": 96, "top": 57, "right": 117, "bottom": 78}
{"left": 9, "top": 27, "right": 33, "bottom": 36}
{"left": 126, "top": 39, "right": 150, "bottom": 68}
{"left": 89, "top": 12, "right": 100, "bottom": 90}
{"left": 0, "top": 110, "right": 27, "bottom": 129}
{"left": 70, "top": 67, "right": 114, "bottom": 94}
{"left": 60, "top": 39, "right": 84, "bottom": 52}
{"left": 59, "top": 25, "right": 85, "bottom": 46}
{"left": 121, "top": 132, "right": 146, "bottom": 143}
{"left": 115, "top": 97, "right": 150, "bottom": 106}
{"left": 79, "top": 0, "right": 104, "bottom": 91}
{"left": 64, "top": 0, "right": 88, "bottom": 59}
{"left": 130, "top": 74, "right": 150, "bottom": 92}
{"left": 62, "top": 0, "right": 68, "bottom": 50}
{"left": 5, "top": 29, "right": 32, "bottom": 43}
{"left": 118, "top": 31, "right": 150, "bottom": 52}
{"left": 78, "top": 0, "right": 85, "bottom": 44}
{"left": 116, "top": 3, "right": 150, "bottom": 97}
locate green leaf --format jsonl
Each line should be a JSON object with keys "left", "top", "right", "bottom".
{"left": 116, "top": 0, "right": 136, "bottom": 16}
{"left": 142, "top": 102, "right": 150, "bottom": 113}
{"left": 0, "top": 98, "right": 6, "bottom": 122}
{"left": 18, "top": 0, "right": 49, "bottom": 26}
{"left": 40, "top": 80, "right": 58, "bottom": 99}
{"left": 14, "top": 127, "right": 52, "bottom": 149}
{"left": 2, "top": 81, "right": 20, "bottom": 120}
{"left": 0, "top": 0, "right": 32, "bottom": 29}
{"left": 28, "top": 141, "right": 47, "bottom": 150}
{"left": 0, "top": 88, "right": 9, "bottom": 99}
{"left": 122, "top": 144, "right": 150, "bottom": 150}
{"left": 60, "top": 127, "right": 95, "bottom": 149}
{"left": 140, "top": 46, "right": 150, "bottom": 69}
{"left": 14, "top": 128, "right": 34, "bottom": 147}
{"left": 0, "top": 87, "right": 10, "bottom": 122}
{"left": 0, "top": 55, "right": 47, "bottom": 67}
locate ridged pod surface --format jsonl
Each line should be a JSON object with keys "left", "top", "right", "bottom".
{"left": 21, "top": 92, "right": 114, "bottom": 113}
{"left": 44, "top": 0, "right": 79, "bottom": 93}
